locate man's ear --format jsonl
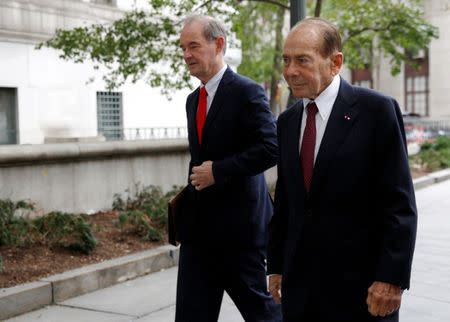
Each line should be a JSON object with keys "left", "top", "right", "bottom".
{"left": 331, "top": 52, "right": 344, "bottom": 75}
{"left": 215, "top": 36, "right": 225, "bottom": 54}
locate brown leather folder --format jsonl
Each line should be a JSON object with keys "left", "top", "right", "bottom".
{"left": 168, "top": 185, "right": 188, "bottom": 246}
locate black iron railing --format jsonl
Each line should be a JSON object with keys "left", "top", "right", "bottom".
{"left": 99, "top": 127, "right": 188, "bottom": 141}
{"left": 403, "top": 118, "right": 450, "bottom": 144}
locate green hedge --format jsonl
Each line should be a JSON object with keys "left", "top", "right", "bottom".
{"left": 0, "top": 200, "right": 96, "bottom": 254}
{"left": 113, "top": 183, "right": 182, "bottom": 242}
{"left": 410, "top": 136, "right": 450, "bottom": 171}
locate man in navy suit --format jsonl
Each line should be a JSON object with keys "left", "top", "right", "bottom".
{"left": 176, "top": 14, "right": 281, "bottom": 321}
{"left": 267, "top": 18, "right": 417, "bottom": 322}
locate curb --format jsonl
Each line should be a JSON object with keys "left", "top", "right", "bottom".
{"left": 1, "top": 168, "right": 449, "bottom": 320}
{"left": 0, "top": 245, "right": 179, "bottom": 320}
{"left": 413, "top": 168, "right": 450, "bottom": 190}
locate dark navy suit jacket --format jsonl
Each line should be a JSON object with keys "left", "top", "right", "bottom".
{"left": 178, "top": 67, "right": 278, "bottom": 248}
{"left": 267, "top": 78, "right": 417, "bottom": 321}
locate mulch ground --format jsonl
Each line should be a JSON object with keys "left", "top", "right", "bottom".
{"left": 0, "top": 211, "right": 165, "bottom": 289}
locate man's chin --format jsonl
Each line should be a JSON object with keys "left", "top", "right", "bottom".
{"left": 188, "top": 68, "right": 200, "bottom": 78}
{"left": 290, "top": 89, "right": 306, "bottom": 98}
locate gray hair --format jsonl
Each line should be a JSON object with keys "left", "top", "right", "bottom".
{"left": 183, "top": 14, "right": 227, "bottom": 54}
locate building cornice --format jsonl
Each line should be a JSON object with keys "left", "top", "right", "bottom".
{"left": 0, "top": 139, "right": 189, "bottom": 167}
{"left": 0, "top": 0, "right": 124, "bottom": 44}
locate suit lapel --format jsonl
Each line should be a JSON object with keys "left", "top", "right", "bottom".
{"left": 309, "top": 79, "right": 358, "bottom": 197}
{"left": 286, "top": 102, "right": 304, "bottom": 190}
{"left": 200, "top": 67, "right": 234, "bottom": 146}
{"left": 187, "top": 88, "right": 201, "bottom": 162}
{"left": 284, "top": 101, "right": 309, "bottom": 209}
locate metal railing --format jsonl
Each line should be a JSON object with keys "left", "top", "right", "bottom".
{"left": 99, "top": 127, "right": 188, "bottom": 141}
{"left": 403, "top": 117, "right": 450, "bottom": 144}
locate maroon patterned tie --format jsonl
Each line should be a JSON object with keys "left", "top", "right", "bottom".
{"left": 300, "top": 102, "right": 318, "bottom": 192}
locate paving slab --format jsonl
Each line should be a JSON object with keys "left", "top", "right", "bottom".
{"left": 402, "top": 294, "right": 450, "bottom": 322}
{"left": 62, "top": 267, "right": 176, "bottom": 317}
{"left": 135, "top": 305, "right": 175, "bottom": 322}
{"left": 61, "top": 266, "right": 244, "bottom": 321}
{"left": 5, "top": 305, "right": 133, "bottom": 322}
{"left": 401, "top": 179, "right": 450, "bottom": 322}
{"left": 217, "top": 299, "right": 245, "bottom": 322}
{"left": 134, "top": 291, "right": 244, "bottom": 322}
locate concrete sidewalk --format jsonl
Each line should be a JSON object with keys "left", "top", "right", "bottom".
{"left": 400, "top": 176, "right": 450, "bottom": 322}
{"left": 2, "top": 169, "right": 450, "bottom": 321}
{"left": 4, "top": 267, "right": 243, "bottom": 322}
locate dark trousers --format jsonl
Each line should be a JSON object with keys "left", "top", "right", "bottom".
{"left": 175, "top": 243, "right": 282, "bottom": 322}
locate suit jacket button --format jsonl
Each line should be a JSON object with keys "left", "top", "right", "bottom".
{"left": 306, "top": 209, "right": 312, "bottom": 217}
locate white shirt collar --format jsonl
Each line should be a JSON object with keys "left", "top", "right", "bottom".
{"left": 202, "top": 64, "right": 227, "bottom": 97}
{"left": 302, "top": 75, "right": 340, "bottom": 120}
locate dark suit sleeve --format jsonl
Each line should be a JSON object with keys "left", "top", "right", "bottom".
{"left": 212, "top": 83, "right": 278, "bottom": 184}
{"left": 373, "top": 98, "right": 417, "bottom": 289}
{"left": 267, "top": 117, "right": 288, "bottom": 275}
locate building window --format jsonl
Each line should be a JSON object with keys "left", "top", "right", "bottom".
{"left": 351, "top": 66, "right": 372, "bottom": 89}
{"left": 405, "top": 50, "right": 429, "bottom": 116}
{"left": 0, "top": 88, "right": 18, "bottom": 144}
{"left": 97, "top": 91, "right": 123, "bottom": 141}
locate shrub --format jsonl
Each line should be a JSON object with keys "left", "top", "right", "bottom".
{"left": 118, "top": 209, "right": 162, "bottom": 241}
{"left": 1, "top": 199, "right": 97, "bottom": 255}
{"left": 0, "top": 199, "right": 35, "bottom": 247}
{"left": 33, "top": 212, "right": 97, "bottom": 254}
{"left": 113, "top": 183, "right": 182, "bottom": 242}
{"left": 410, "top": 136, "right": 450, "bottom": 171}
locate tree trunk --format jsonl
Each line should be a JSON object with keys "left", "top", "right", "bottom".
{"left": 269, "top": 5, "right": 285, "bottom": 115}
{"left": 314, "top": 0, "right": 322, "bottom": 17}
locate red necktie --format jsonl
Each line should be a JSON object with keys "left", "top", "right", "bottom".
{"left": 300, "top": 102, "right": 318, "bottom": 192}
{"left": 196, "top": 86, "right": 207, "bottom": 145}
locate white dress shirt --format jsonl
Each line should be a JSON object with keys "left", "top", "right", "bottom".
{"left": 299, "top": 75, "right": 341, "bottom": 163}
{"left": 201, "top": 64, "right": 227, "bottom": 114}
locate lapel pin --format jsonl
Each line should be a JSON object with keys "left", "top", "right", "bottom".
{"left": 344, "top": 115, "right": 351, "bottom": 120}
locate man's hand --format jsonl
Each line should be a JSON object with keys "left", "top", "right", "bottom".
{"left": 367, "top": 281, "right": 402, "bottom": 317}
{"left": 268, "top": 274, "right": 282, "bottom": 304}
{"left": 190, "top": 161, "right": 215, "bottom": 191}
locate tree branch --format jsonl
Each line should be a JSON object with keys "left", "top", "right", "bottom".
{"left": 246, "top": 0, "right": 290, "bottom": 10}
{"left": 193, "top": 0, "right": 290, "bottom": 16}
{"left": 343, "top": 22, "right": 393, "bottom": 44}
{"left": 314, "top": 0, "right": 322, "bottom": 17}
{"left": 194, "top": 0, "right": 214, "bottom": 11}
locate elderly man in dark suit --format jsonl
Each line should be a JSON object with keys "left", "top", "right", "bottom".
{"left": 267, "top": 18, "right": 417, "bottom": 322}
{"left": 176, "top": 14, "right": 281, "bottom": 322}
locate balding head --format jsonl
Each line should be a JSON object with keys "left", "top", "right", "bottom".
{"left": 291, "top": 18, "right": 342, "bottom": 59}
{"left": 282, "top": 17, "right": 343, "bottom": 99}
